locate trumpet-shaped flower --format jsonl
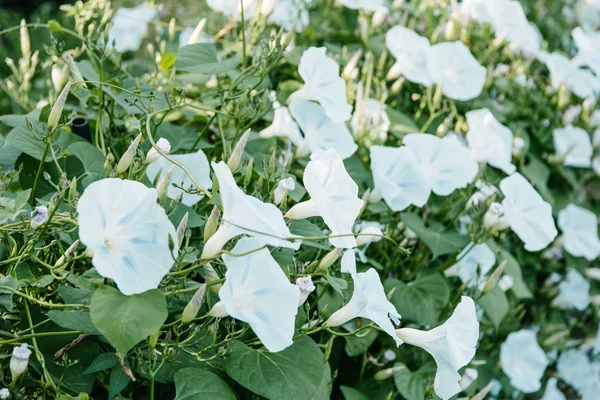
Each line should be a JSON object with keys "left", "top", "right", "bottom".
{"left": 553, "top": 125, "right": 593, "bottom": 168}
{"left": 427, "top": 41, "right": 487, "bottom": 101}
{"left": 395, "top": 297, "right": 479, "bottom": 400}
{"left": 260, "top": 103, "right": 304, "bottom": 146}
{"left": 370, "top": 145, "right": 430, "bottom": 211}
{"left": 553, "top": 269, "right": 591, "bottom": 311}
{"left": 466, "top": 108, "right": 516, "bottom": 174}
{"left": 286, "top": 149, "right": 363, "bottom": 248}
{"left": 539, "top": 51, "right": 600, "bottom": 99}
{"left": 445, "top": 243, "right": 496, "bottom": 288}
{"left": 211, "top": 238, "right": 299, "bottom": 352}
{"left": 326, "top": 266, "right": 402, "bottom": 346}
{"left": 500, "top": 330, "right": 549, "bottom": 393}
{"left": 573, "top": 27, "right": 600, "bottom": 77}
{"left": 403, "top": 134, "right": 479, "bottom": 196}
{"left": 206, "top": 0, "right": 259, "bottom": 19}
{"left": 289, "top": 99, "right": 358, "bottom": 159}
{"left": 77, "top": 179, "right": 178, "bottom": 295}
{"left": 146, "top": 150, "right": 211, "bottom": 207}
{"left": 268, "top": 0, "right": 310, "bottom": 32}
{"left": 108, "top": 3, "right": 157, "bottom": 52}
{"left": 558, "top": 204, "right": 600, "bottom": 260}
{"left": 500, "top": 173, "right": 557, "bottom": 252}
{"left": 296, "top": 47, "right": 352, "bottom": 123}
{"left": 541, "top": 378, "right": 566, "bottom": 400}
{"left": 339, "top": 0, "right": 385, "bottom": 11}
{"left": 557, "top": 348, "right": 595, "bottom": 392}
{"left": 488, "top": 0, "right": 541, "bottom": 56}
{"left": 201, "top": 162, "right": 300, "bottom": 259}
{"left": 385, "top": 26, "right": 433, "bottom": 86}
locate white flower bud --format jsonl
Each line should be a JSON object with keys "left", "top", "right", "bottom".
{"left": 319, "top": 248, "right": 343, "bottom": 271}
{"left": 498, "top": 275, "right": 514, "bottom": 292}
{"left": 10, "top": 344, "right": 31, "bottom": 380}
{"left": 356, "top": 226, "right": 383, "bottom": 247}
{"left": 584, "top": 268, "right": 600, "bottom": 281}
{"left": 372, "top": 7, "right": 388, "bottom": 27}
{"left": 20, "top": 19, "right": 30, "bottom": 60}
{"left": 295, "top": 140, "right": 311, "bottom": 158}
{"left": 512, "top": 137, "right": 525, "bottom": 156}
{"left": 383, "top": 349, "right": 396, "bottom": 362}
{"left": 227, "top": 129, "right": 251, "bottom": 172}
{"left": 54, "top": 239, "right": 79, "bottom": 268}
{"left": 204, "top": 206, "right": 221, "bottom": 243}
{"left": 562, "top": 105, "right": 581, "bottom": 125}
{"left": 188, "top": 18, "right": 207, "bottom": 45}
{"left": 204, "top": 262, "right": 222, "bottom": 293}
{"left": 116, "top": 133, "right": 142, "bottom": 174}
{"left": 295, "top": 277, "right": 315, "bottom": 306}
{"left": 168, "top": 18, "right": 176, "bottom": 42}
{"left": 30, "top": 206, "right": 49, "bottom": 229}
{"left": 145, "top": 137, "right": 171, "bottom": 164}
{"left": 342, "top": 49, "right": 362, "bottom": 81}
{"left": 483, "top": 202, "right": 509, "bottom": 231}
{"left": 0, "top": 388, "right": 9, "bottom": 399}
{"left": 274, "top": 177, "right": 295, "bottom": 205}
{"left": 48, "top": 81, "right": 71, "bottom": 130}
{"left": 367, "top": 189, "right": 383, "bottom": 203}
{"left": 51, "top": 64, "right": 68, "bottom": 92}
{"left": 63, "top": 53, "right": 85, "bottom": 87}
{"left": 177, "top": 212, "right": 189, "bottom": 248}
{"left": 466, "top": 191, "right": 489, "bottom": 209}
{"left": 157, "top": 166, "right": 175, "bottom": 201}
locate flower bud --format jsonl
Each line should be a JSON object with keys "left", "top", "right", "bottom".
{"left": 372, "top": 7, "right": 388, "bottom": 27}
{"left": 367, "top": 189, "right": 382, "bottom": 203}
{"left": 204, "top": 263, "right": 222, "bottom": 293}
{"left": 69, "top": 176, "right": 78, "bottom": 202}
{"left": 177, "top": 212, "right": 189, "bottom": 248}
{"left": 584, "top": 267, "right": 600, "bottom": 281}
{"left": 356, "top": 226, "right": 383, "bottom": 247}
{"left": 10, "top": 343, "right": 31, "bottom": 380}
{"left": 145, "top": 137, "right": 171, "bottom": 164}
{"left": 0, "top": 388, "right": 10, "bottom": 400}
{"left": 20, "top": 19, "right": 30, "bottom": 60}
{"left": 30, "top": 206, "right": 49, "bottom": 229}
{"left": 204, "top": 206, "right": 221, "bottom": 243}
{"left": 227, "top": 129, "right": 251, "bottom": 172}
{"left": 318, "top": 248, "right": 343, "bottom": 271}
{"left": 374, "top": 365, "right": 405, "bottom": 380}
{"left": 51, "top": 64, "right": 68, "bottom": 92}
{"left": 157, "top": 166, "right": 175, "bottom": 202}
{"left": 116, "top": 133, "right": 142, "bottom": 174}
{"left": 483, "top": 202, "right": 509, "bottom": 231}
{"left": 54, "top": 239, "right": 80, "bottom": 268}
{"left": 182, "top": 284, "right": 207, "bottom": 323}
{"left": 482, "top": 260, "right": 507, "bottom": 294}
{"left": 274, "top": 177, "right": 295, "bottom": 205}
{"left": 295, "top": 277, "right": 315, "bottom": 306}
{"left": 188, "top": 18, "right": 207, "bottom": 45}
{"left": 148, "top": 331, "right": 159, "bottom": 349}
{"left": 512, "top": 137, "right": 525, "bottom": 156}
{"left": 466, "top": 191, "right": 489, "bottom": 209}
{"left": 295, "top": 140, "right": 311, "bottom": 158}
{"left": 342, "top": 49, "right": 362, "bottom": 81}
{"left": 497, "top": 275, "right": 514, "bottom": 292}
{"left": 48, "top": 81, "right": 71, "bottom": 130}
{"left": 64, "top": 53, "right": 85, "bottom": 87}
{"left": 168, "top": 18, "right": 176, "bottom": 42}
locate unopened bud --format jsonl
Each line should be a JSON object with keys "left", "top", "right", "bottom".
{"left": 204, "top": 263, "right": 222, "bottom": 293}
{"left": 227, "top": 129, "right": 251, "bottom": 172}
{"left": 157, "top": 166, "right": 175, "bottom": 201}
{"left": 54, "top": 239, "right": 80, "bottom": 268}
{"left": 145, "top": 137, "right": 171, "bottom": 164}
{"left": 374, "top": 365, "right": 405, "bottom": 380}
{"left": 342, "top": 49, "right": 362, "bottom": 81}
{"left": 69, "top": 177, "right": 78, "bottom": 202}
{"left": 182, "top": 284, "right": 207, "bottom": 323}
{"left": 10, "top": 344, "right": 31, "bottom": 381}
{"left": 482, "top": 260, "right": 507, "bottom": 294}
{"left": 116, "top": 133, "right": 142, "bottom": 174}
{"left": 497, "top": 275, "right": 514, "bottom": 291}
{"left": 168, "top": 18, "right": 176, "bottom": 42}
{"left": 188, "top": 18, "right": 207, "bottom": 45}
{"left": 48, "top": 81, "right": 71, "bottom": 130}
{"left": 51, "top": 64, "right": 69, "bottom": 92}
{"left": 483, "top": 202, "right": 509, "bottom": 231}
{"left": 177, "top": 212, "right": 189, "bottom": 248}
{"left": 319, "top": 248, "right": 343, "bottom": 271}
{"left": 295, "top": 277, "right": 315, "bottom": 306}
{"left": 20, "top": 19, "right": 30, "bottom": 60}
{"left": 274, "top": 177, "right": 295, "bottom": 205}
{"left": 30, "top": 205, "right": 49, "bottom": 229}
{"left": 204, "top": 206, "right": 220, "bottom": 243}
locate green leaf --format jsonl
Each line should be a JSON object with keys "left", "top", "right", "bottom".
{"left": 393, "top": 363, "right": 436, "bottom": 400}
{"left": 344, "top": 321, "right": 378, "bottom": 357}
{"left": 522, "top": 155, "right": 555, "bottom": 205}
{"left": 0, "top": 189, "right": 31, "bottom": 225}
{"left": 47, "top": 310, "right": 101, "bottom": 335}
{"left": 90, "top": 286, "right": 168, "bottom": 355}
{"left": 387, "top": 107, "right": 419, "bottom": 138}
{"left": 486, "top": 240, "right": 532, "bottom": 299}
{"left": 66, "top": 142, "right": 106, "bottom": 187}
{"left": 84, "top": 352, "right": 119, "bottom": 374}
{"left": 340, "top": 386, "right": 369, "bottom": 400}
{"left": 478, "top": 287, "right": 509, "bottom": 330}
{"left": 174, "top": 368, "right": 236, "bottom": 400}
{"left": 401, "top": 212, "right": 469, "bottom": 259}
{"left": 108, "top": 365, "right": 130, "bottom": 400}
{"left": 385, "top": 273, "right": 450, "bottom": 326}
{"left": 57, "top": 286, "right": 94, "bottom": 305}
{"left": 175, "top": 44, "right": 240, "bottom": 75}
{"left": 224, "top": 337, "right": 325, "bottom": 400}
{"left": 0, "top": 276, "right": 19, "bottom": 311}
{"left": 310, "top": 363, "right": 332, "bottom": 400}
{"left": 6, "top": 124, "right": 85, "bottom": 162}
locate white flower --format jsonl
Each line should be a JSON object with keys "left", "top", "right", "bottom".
{"left": 498, "top": 275, "right": 514, "bottom": 291}
{"left": 558, "top": 204, "right": 600, "bottom": 260}
{"left": 351, "top": 98, "right": 390, "bottom": 141}
{"left": 483, "top": 202, "right": 510, "bottom": 231}
{"left": 541, "top": 377, "right": 566, "bottom": 400}
{"left": 488, "top": 0, "right": 541, "bottom": 56}
{"left": 553, "top": 269, "right": 591, "bottom": 311}
{"left": 108, "top": 3, "right": 157, "bottom": 52}
{"left": 500, "top": 173, "right": 558, "bottom": 252}
{"left": 563, "top": 105, "right": 582, "bottom": 125}
{"left": 557, "top": 348, "right": 596, "bottom": 392}
{"left": 370, "top": 145, "right": 431, "bottom": 211}
{"left": 179, "top": 19, "right": 212, "bottom": 47}
{"left": 10, "top": 343, "right": 31, "bottom": 380}
{"left": 385, "top": 26, "right": 433, "bottom": 86}
{"left": 327, "top": 266, "right": 402, "bottom": 346}
{"left": 339, "top": 0, "right": 385, "bottom": 11}
{"left": 260, "top": 100, "right": 304, "bottom": 147}
{"left": 459, "top": 368, "right": 479, "bottom": 391}
{"left": 295, "top": 276, "right": 315, "bottom": 306}
{"left": 458, "top": 0, "right": 493, "bottom": 22}
{"left": 273, "top": 177, "right": 295, "bottom": 205}
{"left": 0, "top": 388, "right": 9, "bottom": 400}
{"left": 539, "top": 52, "right": 600, "bottom": 99}
{"left": 296, "top": 47, "right": 353, "bottom": 123}
{"left": 356, "top": 226, "right": 383, "bottom": 247}
{"left": 77, "top": 179, "right": 178, "bottom": 295}
{"left": 289, "top": 99, "right": 357, "bottom": 159}
{"left": 395, "top": 297, "right": 479, "bottom": 400}
{"left": 466, "top": 108, "right": 516, "bottom": 174}
{"left": 500, "top": 330, "right": 549, "bottom": 393}
{"left": 427, "top": 41, "right": 487, "bottom": 101}
{"left": 210, "top": 238, "right": 299, "bottom": 352}
{"left": 145, "top": 137, "right": 171, "bottom": 165}
{"left": 206, "top": 0, "right": 259, "bottom": 19}
{"left": 30, "top": 205, "right": 48, "bottom": 229}
{"left": 268, "top": 0, "right": 310, "bottom": 32}
{"left": 201, "top": 162, "right": 300, "bottom": 259}
{"left": 403, "top": 133, "right": 479, "bottom": 196}
{"left": 573, "top": 27, "right": 600, "bottom": 77}
{"left": 146, "top": 150, "right": 212, "bottom": 207}
{"left": 445, "top": 243, "right": 496, "bottom": 289}
{"left": 286, "top": 149, "right": 364, "bottom": 248}
{"left": 553, "top": 125, "right": 593, "bottom": 168}
{"left": 594, "top": 155, "right": 600, "bottom": 175}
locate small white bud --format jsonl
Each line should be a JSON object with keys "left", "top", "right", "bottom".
{"left": 342, "top": 49, "right": 363, "bottom": 81}
{"left": 157, "top": 166, "right": 175, "bottom": 201}
{"left": 383, "top": 349, "right": 396, "bottom": 362}
{"left": 372, "top": 7, "right": 388, "bottom": 27}
{"left": 356, "top": 226, "right": 383, "bottom": 247}
{"left": 145, "top": 137, "right": 171, "bottom": 164}
{"left": 205, "top": 262, "right": 222, "bottom": 293}
{"left": 319, "top": 248, "right": 343, "bottom": 271}
{"left": 498, "top": 275, "right": 514, "bottom": 292}
{"left": 188, "top": 18, "right": 207, "bottom": 45}
{"left": 483, "top": 202, "right": 509, "bottom": 231}
{"left": 466, "top": 191, "right": 489, "bottom": 209}
{"left": 204, "top": 206, "right": 221, "bottom": 243}
{"left": 227, "top": 129, "right": 251, "bottom": 172}
{"left": 116, "top": 133, "right": 142, "bottom": 174}
{"left": 30, "top": 206, "right": 49, "bottom": 229}
{"left": 168, "top": 18, "right": 176, "bottom": 42}
{"left": 51, "top": 64, "right": 69, "bottom": 92}
{"left": 273, "top": 177, "right": 295, "bottom": 205}
{"left": 10, "top": 344, "right": 31, "bottom": 380}
{"left": 584, "top": 267, "right": 600, "bottom": 281}
{"left": 63, "top": 53, "right": 85, "bottom": 87}
{"left": 48, "top": 81, "right": 71, "bottom": 130}
{"left": 177, "top": 212, "right": 189, "bottom": 248}
{"left": 20, "top": 19, "right": 30, "bottom": 60}
{"left": 562, "top": 105, "right": 582, "bottom": 125}
{"left": 367, "top": 189, "right": 382, "bottom": 203}
{"left": 295, "top": 277, "right": 315, "bottom": 306}
{"left": 54, "top": 239, "right": 80, "bottom": 268}
{"left": 0, "top": 388, "right": 9, "bottom": 400}
{"left": 512, "top": 137, "right": 525, "bottom": 156}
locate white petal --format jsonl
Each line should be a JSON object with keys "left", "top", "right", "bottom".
{"left": 541, "top": 378, "right": 566, "bottom": 400}
{"left": 339, "top": 0, "right": 385, "bottom": 11}
{"left": 385, "top": 26, "right": 433, "bottom": 86}
{"left": 448, "top": 243, "right": 496, "bottom": 288}
{"left": 259, "top": 105, "right": 304, "bottom": 146}
{"left": 466, "top": 108, "right": 516, "bottom": 174}
{"left": 553, "top": 125, "right": 593, "bottom": 168}
{"left": 500, "top": 330, "right": 549, "bottom": 393}
{"left": 553, "top": 269, "right": 591, "bottom": 311}
{"left": 558, "top": 204, "right": 600, "bottom": 260}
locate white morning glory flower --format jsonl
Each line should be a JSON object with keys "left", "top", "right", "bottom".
{"left": 0, "top": 388, "right": 9, "bottom": 400}
{"left": 77, "top": 178, "right": 178, "bottom": 295}
{"left": 30, "top": 205, "right": 48, "bottom": 229}
{"left": 445, "top": 243, "right": 496, "bottom": 289}
{"left": 553, "top": 269, "right": 591, "bottom": 311}
{"left": 541, "top": 377, "right": 566, "bottom": 400}
{"left": 572, "top": 27, "right": 600, "bottom": 77}
{"left": 558, "top": 204, "right": 600, "bottom": 260}
{"left": 146, "top": 150, "right": 211, "bottom": 207}
{"left": 273, "top": 177, "right": 295, "bottom": 205}
{"left": 145, "top": 137, "right": 171, "bottom": 165}
{"left": 296, "top": 47, "right": 353, "bottom": 123}
{"left": 259, "top": 97, "right": 304, "bottom": 146}
{"left": 289, "top": 98, "right": 358, "bottom": 159}
{"left": 10, "top": 343, "right": 31, "bottom": 380}
{"left": 403, "top": 133, "right": 479, "bottom": 196}
{"left": 459, "top": 0, "right": 493, "bottom": 22}
{"left": 206, "top": 0, "right": 260, "bottom": 19}
{"left": 370, "top": 145, "right": 430, "bottom": 211}
{"left": 201, "top": 162, "right": 301, "bottom": 259}
{"left": 108, "top": 3, "right": 157, "bottom": 52}
{"left": 326, "top": 266, "right": 402, "bottom": 346}
{"left": 466, "top": 108, "right": 516, "bottom": 174}
{"left": 295, "top": 276, "right": 315, "bottom": 306}
{"left": 488, "top": 0, "right": 541, "bottom": 57}
{"left": 286, "top": 149, "right": 364, "bottom": 248}
{"left": 500, "top": 329, "right": 549, "bottom": 393}
{"left": 385, "top": 26, "right": 433, "bottom": 86}
{"left": 339, "top": 0, "right": 385, "bottom": 11}
{"left": 557, "top": 348, "right": 596, "bottom": 392}
{"left": 500, "top": 173, "right": 558, "bottom": 252}
{"left": 268, "top": 0, "right": 310, "bottom": 32}
{"left": 427, "top": 41, "right": 487, "bottom": 101}
{"left": 553, "top": 125, "right": 593, "bottom": 168}
{"left": 395, "top": 297, "right": 479, "bottom": 400}
{"left": 210, "top": 238, "right": 299, "bottom": 352}
{"left": 539, "top": 52, "right": 600, "bottom": 99}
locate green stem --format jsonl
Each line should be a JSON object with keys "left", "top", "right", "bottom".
{"left": 30, "top": 139, "right": 50, "bottom": 206}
